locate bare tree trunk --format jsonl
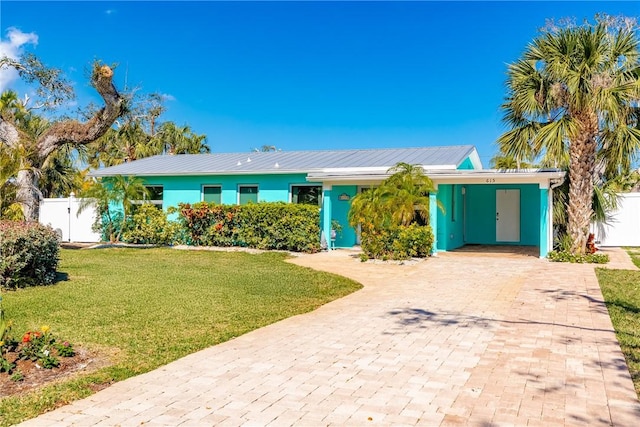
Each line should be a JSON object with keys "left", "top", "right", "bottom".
{"left": 0, "top": 120, "right": 20, "bottom": 147}
{"left": 567, "top": 111, "right": 598, "bottom": 255}
{"left": 7, "top": 65, "right": 124, "bottom": 221}
{"left": 15, "top": 168, "right": 40, "bottom": 222}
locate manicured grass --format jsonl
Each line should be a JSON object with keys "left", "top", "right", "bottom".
{"left": 0, "top": 248, "right": 362, "bottom": 425}
{"left": 596, "top": 249, "right": 640, "bottom": 398}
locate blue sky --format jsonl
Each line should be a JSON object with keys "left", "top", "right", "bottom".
{"left": 1, "top": 1, "right": 638, "bottom": 166}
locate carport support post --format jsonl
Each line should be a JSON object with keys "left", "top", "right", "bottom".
{"left": 539, "top": 185, "right": 549, "bottom": 258}
{"left": 322, "top": 184, "right": 332, "bottom": 250}
{"left": 429, "top": 188, "right": 438, "bottom": 255}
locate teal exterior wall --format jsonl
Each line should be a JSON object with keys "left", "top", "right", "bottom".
{"left": 435, "top": 184, "right": 465, "bottom": 251}
{"left": 143, "top": 173, "right": 314, "bottom": 208}
{"left": 464, "top": 184, "right": 540, "bottom": 246}
{"left": 457, "top": 157, "right": 475, "bottom": 170}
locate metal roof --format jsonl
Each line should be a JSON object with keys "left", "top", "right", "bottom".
{"left": 89, "top": 145, "right": 480, "bottom": 177}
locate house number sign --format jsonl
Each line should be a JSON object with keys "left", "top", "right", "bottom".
{"left": 338, "top": 193, "right": 351, "bottom": 201}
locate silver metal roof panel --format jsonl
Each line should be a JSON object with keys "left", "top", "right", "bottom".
{"left": 89, "top": 145, "right": 478, "bottom": 177}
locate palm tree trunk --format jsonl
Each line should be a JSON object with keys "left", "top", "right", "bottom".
{"left": 567, "top": 112, "right": 598, "bottom": 255}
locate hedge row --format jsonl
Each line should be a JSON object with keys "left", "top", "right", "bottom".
{"left": 176, "top": 202, "right": 321, "bottom": 253}
{"left": 120, "top": 202, "right": 322, "bottom": 253}
{"left": 0, "top": 221, "right": 59, "bottom": 290}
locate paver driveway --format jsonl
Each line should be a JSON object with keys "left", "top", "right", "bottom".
{"left": 20, "top": 249, "right": 640, "bottom": 426}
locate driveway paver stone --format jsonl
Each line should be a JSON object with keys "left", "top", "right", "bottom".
{"left": 18, "top": 247, "right": 640, "bottom": 426}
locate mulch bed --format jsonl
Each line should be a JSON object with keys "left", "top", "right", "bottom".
{"left": 0, "top": 348, "right": 107, "bottom": 398}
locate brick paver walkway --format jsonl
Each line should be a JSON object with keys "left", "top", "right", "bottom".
{"left": 19, "top": 248, "right": 640, "bottom": 426}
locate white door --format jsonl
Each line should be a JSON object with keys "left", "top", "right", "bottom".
{"left": 496, "top": 189, "right": 520, "bottom": 242}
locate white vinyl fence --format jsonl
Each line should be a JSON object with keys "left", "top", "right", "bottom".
{"left": 39, "top": 194, "right": 101, "bottom": 243}
{"left": 592, "top": 192, "right": 640, "bottom": 247}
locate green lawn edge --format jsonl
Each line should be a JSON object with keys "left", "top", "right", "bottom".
{"left": 596, "top": 248, "right": 640, "bottom": 398}
{"left": 0, "top": 248, "right": 362, "bottom": 426}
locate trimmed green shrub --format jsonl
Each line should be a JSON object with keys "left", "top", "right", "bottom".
{"left": 0, "top": 221, "right": 60, "bottom": 289}
{"left": 547, "top": 250, "right": 609, "bottom": 264}
{"left": 121, "top": 204, "right": 181, "bottom": 245}
{"left": 235, "top": 203, "right": 321, "bottom": 252}
{"left": 361, "top": 224, "right": 434, "bottom": 260}
{"left": 177, "top": 202, "right": 321, "bottom": 253}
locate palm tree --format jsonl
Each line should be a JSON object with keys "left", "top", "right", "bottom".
{"left": 79, "top": 175, "right": 148, "bottom": 242}
{"left": 154, "top": 122, "right": 209, "bottom": 155}
{"left": 489, "top": 154, "right": 534, "bottom": 170}
{"left": 498, "top": 16, "right": 640, "bottom": 254}
{"left": 0, "top": 144, "right": 24, "bottom": 220}
{"left": 348, "top": 162, "right": 440, "bottom": 229}
{"left": 379, "top": 163, "right": 438, "bottom": 226}
{"left": 348, "top": 186, "right": 385, "bottom": 231}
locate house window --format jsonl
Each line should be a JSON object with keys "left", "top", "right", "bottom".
{"left": 291, "top": 185, "right": 322, "bottom": 206}
{"left": 142, "top": 185, "right": 163, "bottom": 209}
{"left": 202, "top": 185, "right": 222, "bottom": 204}
{"left": 238, "top": 185, "right": 258, "bottom": 205}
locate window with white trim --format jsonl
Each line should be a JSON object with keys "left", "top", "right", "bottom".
{"left": 202, "top": 185, "right": 222, "bottom": 204}
{"left": 291, "top": 185, "right": 322, "bottom": 206}
{"left": 238, "top": 185, "right": 258, "bottom": 205}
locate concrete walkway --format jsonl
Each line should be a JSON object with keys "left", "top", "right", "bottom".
{"left": 20, "top": 248, "right": 640, "bottom": 426}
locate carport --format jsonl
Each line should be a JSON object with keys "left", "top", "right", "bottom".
{"left": 427, "top": 169, "right": 566, "bottom": 258}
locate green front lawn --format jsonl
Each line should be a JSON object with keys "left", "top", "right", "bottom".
{"left": 596, "top": 249, "right": 640, "bottom": 398}
{"left": 0, "top": 248, "right": 361, "bottom": 425}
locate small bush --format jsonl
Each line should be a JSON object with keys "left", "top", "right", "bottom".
{"left": 547, "top": 250, "right": 609, "bottom": 264}
{"left": 0, "top": 221, "right": 59, "bottom": 289}
{"left": 361, "top": 224, "right": 434, "bottom": 260}
{"left": 236, "top": 203, "right": 321, "bottom": 252}
{"left": 122, "top": 204, "right": 181, "bottom": 245}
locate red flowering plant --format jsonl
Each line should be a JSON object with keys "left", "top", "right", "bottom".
{"left": 19, "top": 326, "right": 60, "bottom": 369}
{"left": 0, "top": 294, "right": 75, "bottom": 376}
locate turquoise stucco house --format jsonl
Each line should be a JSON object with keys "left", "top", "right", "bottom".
{"left": 90, "top": 145, "right": 565, "bottom": 257}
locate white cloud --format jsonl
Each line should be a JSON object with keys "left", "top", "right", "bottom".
{"left": 0, "top": 27, "right": 39, "bottom": 92}
{"left": 105, "top": 9, "right": 116, "bottom": 15}
{"left": 161, "top": 93, "right": 176, "bottom": 101}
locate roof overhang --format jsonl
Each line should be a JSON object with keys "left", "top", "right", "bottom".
{"left": 89, "top": 164, "right": 460, "bottom": 178}
{"left": 306, "top": 169, "right": 566, "bottom": 188}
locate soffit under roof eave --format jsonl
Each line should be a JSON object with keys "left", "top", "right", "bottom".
{"left": 306, "top": 170, "right": 566, "bottom": 185}
{"left": 89, "top": 168, "right": 318, "bottom": 178}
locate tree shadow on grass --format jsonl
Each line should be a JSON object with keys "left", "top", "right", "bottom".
{"left": 55, "top": 271, "right": 69, "bottom": 283}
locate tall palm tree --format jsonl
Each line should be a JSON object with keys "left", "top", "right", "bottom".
{"left": 498, "top": 16, "right": 640, "bottom": 254}
{"left": 154, "top": 122, "right": 209, "bottom": 155}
